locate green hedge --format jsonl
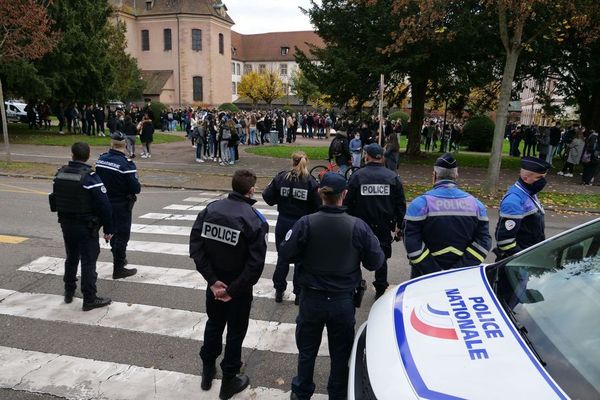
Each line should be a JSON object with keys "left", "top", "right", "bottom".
{"left": 218, "top": 103, "right": 240, "bottom": 112}
{"left": 462, "top": 115, "right": 495, "bottom": 152}
{"left": 149, "top": 101, "right": 167, "bottom": 129}
{"left": 389, "top": 111, "right": 410, "bottom": 126}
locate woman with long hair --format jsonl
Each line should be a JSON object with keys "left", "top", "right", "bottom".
{"left": 262, "top": 151, "right": 320, "bottom": 304}
{"left": 384, "top": 132, "right": 400, "bottom": 172}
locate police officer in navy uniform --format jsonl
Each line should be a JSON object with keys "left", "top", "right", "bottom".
{"left": 190, "top": 169, "right": 269, "bottom": 400}
{"left": 280, "top": 173, "right": 384, "bottom": 400}
{"left": 344, "top": 143, "right": 406, "bottom": 298}
{"left": 404, "top": 154, "right": 491, "bottom": 278}
{"left": 495, "top": 157, "right": 551, "bottom": 259}
{"left": 95, "top": 131, "right": 140, "bottom": 279}
{"left": 262, "top": 151, "right": 320, "bottom": 304}
{"left": 50, "top": 142, "right": 114, "bottom": 311}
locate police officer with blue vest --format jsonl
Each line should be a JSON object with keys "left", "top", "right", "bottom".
{"left": 95, "top": 131, "right": 140, "bottom": 279}
{"left": 49, "top": 142, "right": 114, "bottom": 311}
{"left": 262, "top": 151, "right": 320, "bottom": 303}
{"left": 404, "top": 154, "right": 491, "bottom": 278}
{"left": 190, "top": 169, "right": 269, "bottom": 400}
{"left": 495, "top": 157, "right": 551, "bottom": 259}
{"left": 280, "top": 173, "right": 384, "bottom": 400}
{"left": 345, "top": 143, "right": 406, "bottom": 298}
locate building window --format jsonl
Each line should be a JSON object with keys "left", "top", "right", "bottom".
{"left": 231, "top": 62, "right": 235, "bottom": 75}
{"left": 259, "top": 64, "right": 266, "bottom": 73}
{"left": 244, "top": 64, "right": 252, "bottom": 74}
{"left": 281, "top": 47, "right": 289, "bottom": 56}
{"left": 164, "top": 29, "right": 172, "bottom": 51}
{"left": 283, "top": 83, "right": 289, "bottom": 94}
{"left": 192, "top": 29, "right": 202, "bottom": 51}
{"left": 232, "top": 82, "right": 237, "bottom": 95}
{"left": 145, "top": 0, "right": 153, "bottom": 10}
{"left": 219, "top": 33, "right": 224, "bottom": 55}
{"left": 193, "top": 76, "right": 203, "bottom": 102}
{"left": 141, "top": 30, "right": 150, "bottom": 51}
{"left": 236, "top": 63, "right": 241, "bottom": 76}
{"left": 280, "top": 63, "right": 288, "bottom": 76}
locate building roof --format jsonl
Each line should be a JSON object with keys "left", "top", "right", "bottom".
{"left": 231, "top": 31, "right": 323, "bottom": 62}
{"left": 113, "top": 0, "right": 234, "bottom": 24}
{"left": 141, "top": 70, "right": 173, "bottom": 95}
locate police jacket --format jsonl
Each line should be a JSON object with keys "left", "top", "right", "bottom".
{"left": 95, "top": 149, "right": 141, "bottom": 203}
{"left": 345, "top": 163, "right": 407, "bottom": 241}
{"left": 495, "top": 179, "right": 545, "bottom": 257}
{"left": 51, "top": 161, "right": 114, "bottom": 234}
{"left": 404, "top": 181, "right": 491, "bottom": 277}
{"left": 262, "top": 171, "right": 320, "bottom": 219}
{"left": 189, "top": 192, "right": 269, "bottom": 298}
{"left": 279, "top": 206, "right": 384, "bottom": 292}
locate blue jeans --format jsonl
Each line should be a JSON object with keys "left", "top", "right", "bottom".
{"left": 292, "top": 289, "right": 355, "bottom": 400}
{"left": 228, "top": 146, "right": 235, "bottom": 163}
{"left": 249, "top": 127, "right": 257, "bottom": 144}
{"left": 272, "top": 215, "right": 299, "bottom": 293}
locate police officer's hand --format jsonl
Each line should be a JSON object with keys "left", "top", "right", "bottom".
{"left": 104, "top": 233, "right": 113, "bottom": 242}
{"left": 393, "top": 227, "right": 403, "bottom": 242}
{"left": 210, "top": 281, "right": 229, "bottom": 299}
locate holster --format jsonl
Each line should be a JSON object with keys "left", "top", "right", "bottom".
{"left": 49, "top": 193, "right": 57, "bottom": 212}
{"left": 353, "top": 279, "right": 367, "bottom": 308}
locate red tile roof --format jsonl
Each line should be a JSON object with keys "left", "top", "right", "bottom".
{"left": 231, "top": 31, "right": 323, "bottom": 62}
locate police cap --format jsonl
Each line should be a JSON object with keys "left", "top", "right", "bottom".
{"left": 521, "top": 156, "right": 551, "bottom": 173}
{"left": 364, "top": 143, "right": 383, "bottom": 159}
{"left": 320, "top": 172, "right": 346, "bottom": 194}
{"left": 435, "top": 153, "right": 458, "bottom": 169}
{"left": 110, "top": 131, "right": 126, "bottom": 141}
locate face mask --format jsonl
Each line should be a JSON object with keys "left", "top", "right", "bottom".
{"left": 524, "top": 177, "right": 547, "bottom": 195}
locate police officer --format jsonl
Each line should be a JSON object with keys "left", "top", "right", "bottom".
{"left": 404, "top": 154, "right": 492, "bottom": 278}
{"left": 262, "top": 151, "right": 320, "bottom": 303}
{"left": 280, "top": 173, "right": 384, "bottom": 400}
{"left": 49, "top": 142, "right": 113, "bottom": 311}
{"left": 495, "top": 157, "right": 551, "bottom": 259}
{"left": 95, "top": 131, "right": 140, "bottom": 279}
{"left": 190, "top": 169, "right": 269, "bottom": 400}
{"left": 345, "top": 143, "right": 406, "bottom": 298}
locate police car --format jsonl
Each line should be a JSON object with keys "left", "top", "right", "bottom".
{"left": 349, "top": 218, "right": 600, "bottom": 399}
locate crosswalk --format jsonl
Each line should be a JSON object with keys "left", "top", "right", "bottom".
{"left": 1, "top": 191, "right": 330, "bottom": 399}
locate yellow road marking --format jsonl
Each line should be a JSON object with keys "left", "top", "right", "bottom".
{"left": 0, "top": 235, "right": 29, "bottom": 244}
{"left": 0, "top": 183, "right": 48, "bottom": 196}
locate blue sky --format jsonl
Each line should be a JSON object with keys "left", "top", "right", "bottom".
{"left": 225, "top": 0, "right": 318, "bottom": 34}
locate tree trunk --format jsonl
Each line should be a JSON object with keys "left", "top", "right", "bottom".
{"left": 0, "top": 78, "right": 11, "bottom": 162}
{"left": 579, "top": 87, "right": 600, "bottom": 131}
{"left": 407, "top": 74, "right": 427, "bottom": 156}
{"left": 482, "top": 50, "right": 519, "bottom": 195}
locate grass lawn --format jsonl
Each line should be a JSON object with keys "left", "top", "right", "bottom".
{"left": 246, "top": 144, "right": 525, "bottom": 170}
{"left": 1, "top": 123, "right": 185, "bottom": 146}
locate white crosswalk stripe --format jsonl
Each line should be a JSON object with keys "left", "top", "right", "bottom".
{"left": 139, "top": 212, "right": 278, "bottom": 227}
{"left": 131, "top": 223, "right": 276, "bottom": 243}
{"left": 0, "top": 289, "right": 327, "bottom": 356}
{"left": 164, "top": 204, "right": 279, "bottom": 216}
{"left": 0, "top": 346, "right": 327, "bottom": 400}
{"left": 19, "top": 256, "right": 294, "bottom": 301}
{"left": 183, "top": 196, "right": 271, "bottom": 207}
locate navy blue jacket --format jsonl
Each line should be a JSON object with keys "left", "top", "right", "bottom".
{"left": 279, "top": 206, "right": 384, "bottom": 291}
{"left": 495, "top": 179, "right": 545, "bottom": 256}
{"left": 404, "top": 181, "right": 491, "bottom": 277}
{"left": 262, "top": 171, "right": 320, "bottom": 219}
{"left": 95, "top": 149, "right": 141, "bottom": 203}
{"left": 189, "top": 192, "right": 269, "bottom": 298}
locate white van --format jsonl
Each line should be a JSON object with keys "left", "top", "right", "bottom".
{"left": 4, "top": 100, "right": 28, "bottom": 123}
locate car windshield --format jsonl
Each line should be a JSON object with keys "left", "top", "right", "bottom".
{"left": 494, "top": 219, "right": 600, "bottom": 399}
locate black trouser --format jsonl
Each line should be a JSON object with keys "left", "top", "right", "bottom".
{"left": 374, "top": 240, "right": 391, "bottom": 291}
{"left": 61, "top": 222, "right": 100, "bottom": 302}
{"left": 96, "top": 121, "right": 105, "bottom": 134}
{"left": 582, "top": 160, "right": 599, "bottom": 184}
{"left": 200, "top": 290, "right": 253, "bottom": 378}
{"left": 561, "top": 161, "right": 575, "bottom": 174}
{"left": 523, "top": 142, "right": 535, "bottom": 157}
{"left": 272, "top": 214, "right": 300, "bottom": 293}
{"left": 110, "top": 201, "right": 132, "bottom": 269}
{"left": 292, "top": 288, "right": 355, "bottom": 400}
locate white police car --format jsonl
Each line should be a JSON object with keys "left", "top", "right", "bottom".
{"left": 349, "top": 218, "right": 600, "bottom": 399}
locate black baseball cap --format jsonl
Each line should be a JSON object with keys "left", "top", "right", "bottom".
{"left": 364, "top": 143, "right": 383, "bottom": 159}
{"left": 319, "top": 173, "right": 347, "bottom": 194}
{"left": 110, "top": 131, "right": 126, "bottom": 141}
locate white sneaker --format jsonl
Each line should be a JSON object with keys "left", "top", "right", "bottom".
{"left": 141, "top": 154, "right": 147, "bottom": 159}
{"left": 192, "top": 144, "right": 197, "bottom": 148}
{"left": 196, "top": 158, "right": 205, "bottom": 163}
{"left": 58, "top": 131, "right": 64, "bottom": 135}
{"left": 557, "top": 171, "right": 564, "bottom": 176}
{"left": 147, "top": 154, "right": 151, "bottom": 158}
{"left": 213, "top": 158, "right": 218, "bottom": 162}
{"left": 229, "top": 161, "right": 235, "bottom": 165}
{"left": 219, "top": 162, "right": 226, "bottom": 166}
{"left": 565, "top": 173, "right": 573, "bottom": 177}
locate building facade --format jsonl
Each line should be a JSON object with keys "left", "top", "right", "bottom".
{"left": 519, "top": 77, "right": 578, "bottom": 126}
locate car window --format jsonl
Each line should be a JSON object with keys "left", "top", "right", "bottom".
{"left": 497, "top": 220, "right": 600, "bottom": 399}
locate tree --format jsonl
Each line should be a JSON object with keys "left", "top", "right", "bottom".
{"left": 258, "top": 71, "right": 284, "bottom": 106}
{"left": 105, "top": 22, "right": 145, "bottom": 102}
{"left": 290, "top": 69, "right": 320, "bottom": 109}
{"left": 0, "top": 0, "right": 58, "bottom": 161}
{"left": 237, "top": 71, "right": 264, "bottom": 108}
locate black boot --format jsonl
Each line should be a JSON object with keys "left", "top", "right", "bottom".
{"left": 64, "top": 291, "right": 74, "bottom": 304}
{"left": 219, "top": 374, "right": 249, "bottom": 399}
{"left": 375, "top": 287, "right": 386, "bottom": 300}
{"left": 82, "top": 297, "right": 111, "bottom": 311}
{"left": 275, "top": 290, "right": 284, "bottom": 303}
{"left": 113, "top": 267, "right": 137, "bottom": 279}
{"left": 201, "top": 364, "right": 216, "bottom": 391}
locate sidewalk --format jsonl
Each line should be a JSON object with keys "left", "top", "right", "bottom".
{"left": 4, "top": 138, "right": 599, "bottom": 197}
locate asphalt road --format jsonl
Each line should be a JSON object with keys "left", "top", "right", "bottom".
{"left": 0, "top": 175, "right": 596, "bottom": 400}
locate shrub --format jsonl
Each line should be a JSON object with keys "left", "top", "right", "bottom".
{"left": 149, "top": 101, "right": 167, "bottom": 129}
{"left": 218, "top": 103, "right": 240, "bottom": 112}
{"left": 281, "top": 105, "right": 294, "bottom": 115}
{"left": 462, "top": 115, "right": 495, "bottom": 152}
{"left": 388, "top": 110, "right": 410, "bottom": 126}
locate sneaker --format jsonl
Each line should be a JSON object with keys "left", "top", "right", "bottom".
{"left": 213, "top": 158, "right": 218, "bottom": 162}
{"left": 82, "top": 297, "right": 111, "bottom": 311}
{"left": 275, "top": 290, "right": 284, "bottom": 303}
{"left": 557, "top": 171, "right": 564, "bottom": 176}
{"left": 64, "top": 291, "right": 74, "bottom": 304}
{"left": 112, "top": 267, "right": 138, "bottom": 280}
{"left": 196, "top": 158, "right": 205, "bottom": 163}
{"left": 192, "top": 144, "right": 197, "bottom": 148}
{"left": 219, "top": 162, "right": 226, "bottom": 166}
{"left": 147, "top": 154, "right": 151, "bottom": 158}
{"left": 130, "top": 154, "right": 136, "bottom": 159}
{"left": 565, "top": 173, "right": 573, "bottom": 177}
{"left": 219, "top": 374, "right": 250, "bottom": 400}
{"left": 58, "top": 131, "right": 65, "bottom": 135}
{"left": 141, "top": 154, "right": 147, "bottom": 159}
{"left": 229, "top": 161, "right": 235, "bottom": 165}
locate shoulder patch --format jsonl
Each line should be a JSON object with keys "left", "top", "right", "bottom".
{"left": 101, "top": 186, "right": 107, "bottom": 194}
{"left": 505, "top": 220, "right": 516, "bottom": 231}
